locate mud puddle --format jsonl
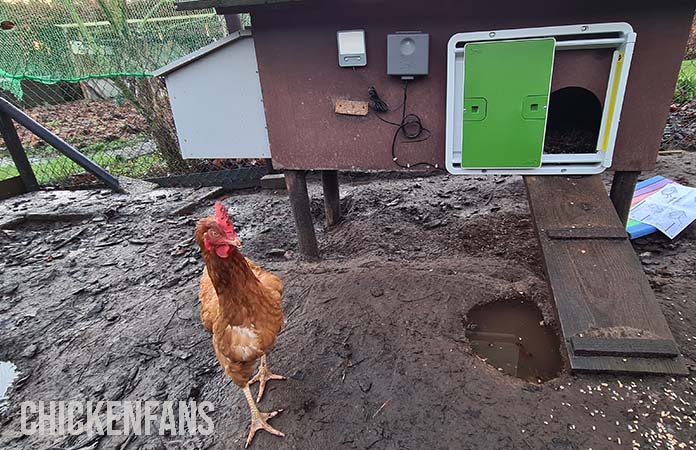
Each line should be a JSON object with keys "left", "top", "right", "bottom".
{"left": 466, "top": 300, "right": 563, "bottom": 383}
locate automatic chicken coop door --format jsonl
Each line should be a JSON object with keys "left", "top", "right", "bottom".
{"left": 445, "top": 23, "right": 636, "bottom": 175}
{"left": 461, "top": 38, "right": 555, "bottom": 169}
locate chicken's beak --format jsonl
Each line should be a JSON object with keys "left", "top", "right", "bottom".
{"left": 228, "top": 237, "right": 242, "bottom": 247}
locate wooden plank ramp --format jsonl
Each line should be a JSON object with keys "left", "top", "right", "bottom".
{"left": 525, "top": 175, "right": 688, "bottom": 375}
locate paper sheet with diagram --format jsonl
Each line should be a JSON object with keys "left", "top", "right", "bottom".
{"left": 629, "top": 183, "right": 696, "bottom": 239}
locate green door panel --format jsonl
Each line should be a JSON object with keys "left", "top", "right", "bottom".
{"left": 461, "top": 38, "right": 555, "bottom": 169}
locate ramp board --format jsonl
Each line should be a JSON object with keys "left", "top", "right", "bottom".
{"left": 525, "top": 175, "right": 688, "bottom": 375}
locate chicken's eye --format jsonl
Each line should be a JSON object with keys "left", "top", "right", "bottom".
{"left": 209, "top": 229, "right": 220, "bottom": 238}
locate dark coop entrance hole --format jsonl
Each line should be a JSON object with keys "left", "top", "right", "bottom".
{"left": 544, "top": 87, "right": 603, "bottom": 154}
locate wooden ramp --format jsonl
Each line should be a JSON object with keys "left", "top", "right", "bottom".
{"left": 525, "top": 175, "right": 688, "bottom": 375}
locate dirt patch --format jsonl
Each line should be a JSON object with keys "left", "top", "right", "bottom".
{"left": 0, "top": 100, "right": 148, "bottom": 150}
{"left": 662, "top": 98, "right": 696, "bottom": 151}
{"left": 544, "top": 128, "right": 598, "bottom": 154}
{"left": 1, "top": 154, "right": 696, "bottom": 450}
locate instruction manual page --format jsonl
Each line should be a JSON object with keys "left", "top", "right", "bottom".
{"left": 629, "top": 183, "right": 696, "bottom": 239}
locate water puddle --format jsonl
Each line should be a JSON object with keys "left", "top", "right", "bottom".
{"left": 466, "top": 300, "right": 563, "bottom": 383}
{"left": 0, "top": 361, "right": 19, "bottom": 410}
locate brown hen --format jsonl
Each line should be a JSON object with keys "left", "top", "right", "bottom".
{"left": 195, "top": 201, "right": 286, "bottom": 447}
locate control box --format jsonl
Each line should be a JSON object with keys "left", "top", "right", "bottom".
{"left": 387, "top": 32, "right": 429, "bottom": 77}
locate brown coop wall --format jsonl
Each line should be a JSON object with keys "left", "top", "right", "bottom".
{"left": 231, "top": 0, "right": 694, "bottom": 171}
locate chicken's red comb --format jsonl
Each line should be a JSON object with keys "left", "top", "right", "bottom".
{"left": 214, "top": 201, "right": 237, "bottom": 236}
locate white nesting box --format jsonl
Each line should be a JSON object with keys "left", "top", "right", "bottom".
{"left": 154, "top": 30, "right": 270, "bottom": 159}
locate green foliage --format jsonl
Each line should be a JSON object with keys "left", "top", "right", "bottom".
{"left": 0, "top": 150, "right": 164, "bottom": 185}
{"left": 80, "top": 137, "right": 135, "bottom": 154}
{"left": 0, "top": 136, "right": 163, "bottom": 185}
{"left": 674, "top": 60, "right": 696, "bottom": 104}
{"left": 95, "top": 0, "right": 130, "bottom": 38}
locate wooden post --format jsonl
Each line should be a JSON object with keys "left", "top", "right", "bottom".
{"left": 610, "top": 171, "right": 640, "bottom": 226}
{"left": 284, "top": 170, "right": 319, "bottom": 259}
{"left": 0, "top": 111, "right": 39, "bottom": 192}
{"left": 321, "top": 170, "right": 341, "bottom": 227}
{"left": 265, "top": 158, "right": 279, "bottom": 174}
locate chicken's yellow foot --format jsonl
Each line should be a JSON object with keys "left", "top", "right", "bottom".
{"left": 249, "top": 354, "right": 286, "bottom": 402}
{"left": 242, "top": 384, "right": 284, "bottom": 448}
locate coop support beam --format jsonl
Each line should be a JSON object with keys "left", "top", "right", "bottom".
{"left": 0, "top": 111, "right": 39, "bottom": 192}
{"left": 321, "top": 170, "right": 341, "bottom": 227}
{"left": 285, "top": 170, "right": 319, "bottom": 259}
{"left": 0, "top": 98, "right": 121, "bottom": 192}
{"left": 265, "top": 158, "right": 279, "bottom": 174}
{"left": 609, "top": 171, "right": 640, "bottom": 226}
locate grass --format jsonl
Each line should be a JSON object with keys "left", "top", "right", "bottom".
{"left": 0, "top": 137, "right": 164, "bottom": 185}
{"left": 21, "top": 137, "right": 138, "bottom": 159}
{"left": 681, "top": 59, "right": 696, "bottom": 77}
{"left": 0, "top": 153, "right": 164, "bottom": 185}
{"left": 674, "top": 60, "right": 696, "bottom": 104}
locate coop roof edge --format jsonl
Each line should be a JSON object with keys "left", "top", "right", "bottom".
{"left": 175, "top": 0, "right": 302, "bottom": 12}
{"left": 153, "top": 29, "right": 252, "bottom": 77}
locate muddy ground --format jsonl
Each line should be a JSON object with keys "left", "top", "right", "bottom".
{"left": 662, "top": 99, "right": 696, "bottom": 152}
{"left": 1, "top": 153, "right": 696, "bottom": 450}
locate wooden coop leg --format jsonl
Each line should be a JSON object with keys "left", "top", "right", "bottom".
{"left": 609, "top": 171, "right": 640, "bottom": 226}
{"left": 321, "top": 170, "right": 341, "bottom": 227}
{"left": 284, "top": 170, "right": 319, "bottom": 259}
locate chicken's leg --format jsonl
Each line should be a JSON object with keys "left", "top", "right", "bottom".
{"left": 249, "top": 354, "right": 286, "bottom": 402}
{"left": 242, "top": 384, "right": 284, "bottom": 447}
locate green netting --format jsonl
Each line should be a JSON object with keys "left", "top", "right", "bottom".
{"left": 0, "top": 0, "right": 228, "bottom": 100}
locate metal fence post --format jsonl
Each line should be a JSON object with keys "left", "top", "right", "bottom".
{"left": 0, "top": 111, "right": 39, "bottom": 192}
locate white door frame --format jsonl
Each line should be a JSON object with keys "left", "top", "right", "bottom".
{"left": 445, "top": 23, "right": 637, "bottom": 175}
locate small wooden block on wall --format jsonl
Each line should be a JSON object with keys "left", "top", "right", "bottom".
{"left": 335, "top": 100, "right": 369, "bottom": 116}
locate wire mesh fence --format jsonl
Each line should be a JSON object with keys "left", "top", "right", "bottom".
{"left": 661, "top": 29, "right": 696, "bottom": 152}
{"left": 0, "top": 89, "right": 267, "bottom": 188}
{"left": 0, "top": 0, "right": 230, "bottom": 100}
{"left": 0, "top": 0, "right": 263, "bottom": 189}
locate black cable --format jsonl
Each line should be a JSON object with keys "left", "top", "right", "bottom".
{"left": 369, "top": 81, "right": 441, "bottom": 170}
{"left": 373, "top": 111, "right": 402, "bottom": 127}
{"left": 368, "top": 86, "right": 389, "bottom": 113}
{"left": 368, "top": 86, "right": 405, "bottom": 126}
